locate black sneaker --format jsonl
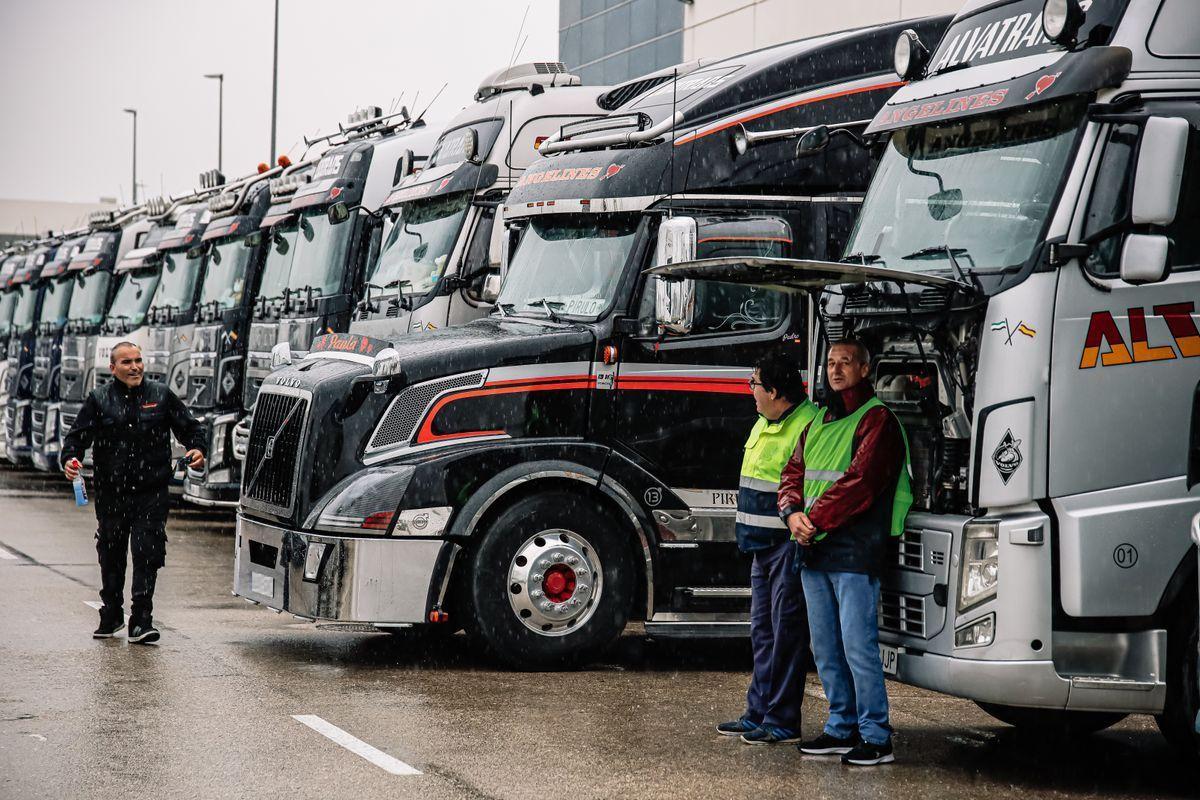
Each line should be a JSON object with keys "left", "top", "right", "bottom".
{"left": 128, "top": 621, "right": 160, "bottom": 645}
{"left": 842, "top": 739, "right": 894, "bottom": 766}
{"left": 716, "top": 717, "right": 760, "bottom": 737}
{"left": 740, "top": 724, "right": 801, "bottom": 745}
{"left": 798, "top": 732, "right": 858, "bottom": 755}
{"left": 93, "top": 616, "right": 125, "bottom": 639}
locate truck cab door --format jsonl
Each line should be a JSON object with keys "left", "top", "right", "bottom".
{"left": 1049, "top": 109, "right": 1200, "bottom": 620}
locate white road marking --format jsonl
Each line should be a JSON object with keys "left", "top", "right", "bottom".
{"left": 0, "top": 546, "right": 17, "bottom": 560}
{"left": 83, "top": 601, "right": 103, "bottom": 610}
{"left": 291, "top": 715, "right": 421, "bottom": 776}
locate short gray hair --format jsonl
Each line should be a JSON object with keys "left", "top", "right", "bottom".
{"left": 110, "top": 342, "right": 141, "bottom": 363}
{"left": 830, "top": 337, "right": 870, "bottom": 365}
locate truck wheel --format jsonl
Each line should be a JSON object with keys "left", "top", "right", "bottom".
{"left": 466, "top": 490, "right": 634, "bottom": 669}
{"left": 1155, "top": 601, "right": 1199, "bottom": 764}
{"left": 976, "top": 702, "right": 1126, "bottom": 735}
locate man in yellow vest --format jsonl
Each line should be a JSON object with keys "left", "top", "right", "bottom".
{"left": 779, "top": 338, "right": 912, "bottom": 766}
{"left": 716, "top": 348, "right": 818, "bottom": 745}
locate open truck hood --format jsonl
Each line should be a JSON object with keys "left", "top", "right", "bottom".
{"left": 647, "top": 256, "right": 970, "bottom": 292}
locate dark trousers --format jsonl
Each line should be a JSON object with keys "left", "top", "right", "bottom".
{"left": 95, "top": 489, "right": 169, "bottom": 625}
{"left": 745, "top": 539, "right": 810, "bottom": 730}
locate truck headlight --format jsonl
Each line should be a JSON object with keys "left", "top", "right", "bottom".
{"left": 958, "top": 520, "right": 999, "bottom": 613}
{"left": 308, "top": 464, "right": 415, "bottom": 533}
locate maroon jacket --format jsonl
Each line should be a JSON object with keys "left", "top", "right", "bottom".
{"left": 778, "top": 381, "right": 904, "bottom": 532}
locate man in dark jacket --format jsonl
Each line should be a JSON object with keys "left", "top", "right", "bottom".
{"left": 61, "top": 342, "right": 206, "bottom": 644}
{"left": 778, "top": 338, "right": 911, "bottom": 766}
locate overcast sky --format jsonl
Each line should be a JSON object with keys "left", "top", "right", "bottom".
{"left": 0, "top": 0, "right": 559, "bottom": 205}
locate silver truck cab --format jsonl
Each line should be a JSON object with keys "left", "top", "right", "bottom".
{"left": 661, "top": 0, "right": 1200, "bottom": 758}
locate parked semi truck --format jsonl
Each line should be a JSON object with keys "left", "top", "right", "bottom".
{"left": 654, "top": 0, "right": 1200, "bottom": 759}
{"left": 181, "top": 166, "right": 280, "bottom": 507}
{"left": 231, "top": 21, "right": 950, "bottom": 667}
{"left": 29, "top": 233, "right": 88, "bottom": 471}
{"left": 58, "top": 207, "right": 152, "bottom": 465}
{"left": 0, "top": 252, "right": 20, "bottom": 454}
{"left": 3, "top": 243, "right": 51, "bottom": 464}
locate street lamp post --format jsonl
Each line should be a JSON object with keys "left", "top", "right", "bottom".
{"left": 204, "top": 73, "right": 224, "bottom": 171}
{"left": 122, "top": 108, "right": 138, "bottom": 204}
{"left": 270, "top": 0, "right": 279, "bottom": 161}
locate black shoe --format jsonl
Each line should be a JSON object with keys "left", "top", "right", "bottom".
{"left": 798, "top": 732, "right": 859, "bottom": 755}
{"left": 128, "top": 621, "right": 160, "bottom": 645}
{"left": 716, "top": 717, "right": 760, "bottom": 737}
{"left": 841, "top": 739, "right": 894, "bottom": 766}
{"left": 93, "top": 616, "right": 126, "bottom": 639}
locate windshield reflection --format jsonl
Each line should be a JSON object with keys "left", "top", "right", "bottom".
{"left": 288, "top": 211, "right": 353, "bottom": 296}
{"left": 200, "top": 239, "right": 253, "bottom": 310}
{"left": 497, "top": 214, "right": 639, "bottom": 319}
{"left": 368, "top": 192, "right": 471, "bottom": 295}
{"left": 66, "top": 271, "right": 112, "bottom": 326}
{"left": 845, "top": 98, "right": 1086, "bottom": 280}
{"left": 12, "top": 285, "right": 38, "bottom": 333}
{"left": 258, "top": 225, "right": 298, "bottom": 302}
{"left": 107, "top": 269, "right": 161, "bottom": 328}
{"left": 150, "top": 250, "right": 204, "bottom": 313}
{"left": 38, "top": 276, "right": 74, "bottom": 328}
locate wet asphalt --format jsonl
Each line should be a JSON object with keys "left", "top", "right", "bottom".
{"left": 0, "top": 465, "right": 1195, "bottom": 800}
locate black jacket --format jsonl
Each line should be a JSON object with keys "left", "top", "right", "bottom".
{"left": 61, "top": 379, "right": 207, "bottom": 498}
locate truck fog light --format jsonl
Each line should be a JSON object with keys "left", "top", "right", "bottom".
{"left": 958, "top": 520, "right": 999, "bottom": 612}
{"left": 954, "top": 614, "right": 995, "bottom": 648}
{"left": 303, "top": 542, "right": 327, "bottom": 581}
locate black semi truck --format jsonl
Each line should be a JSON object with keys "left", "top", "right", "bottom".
{"left": 232, "top": 18, "right": 951, "bottom": 667}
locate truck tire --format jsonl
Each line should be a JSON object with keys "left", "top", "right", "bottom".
{"left": 466, "top": 490, "right": 634, "bottom": 669}
{"left": 1155, "top": 601, "right": 1199, "bottom": 765}
{"left": 975, "top": 702, "right": 1126, "bottom": 736}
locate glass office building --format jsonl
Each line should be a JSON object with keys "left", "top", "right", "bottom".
{"left": 558, "top": 0, "right": 684, "bottom": 85}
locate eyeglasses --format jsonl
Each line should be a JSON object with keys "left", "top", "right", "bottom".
{"left": 748, "top": 378, "right": 763, "bottom": 389}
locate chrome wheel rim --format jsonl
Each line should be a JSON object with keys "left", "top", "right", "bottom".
{"left": 506, "top": 529, "right": 603, "bottom": 637}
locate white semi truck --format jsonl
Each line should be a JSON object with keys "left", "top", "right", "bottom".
{"left": 656, "top": 0, "right": 1200, "bottom": 758}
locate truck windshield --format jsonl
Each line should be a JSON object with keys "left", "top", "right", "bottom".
{"left": 107, "top": 269, "right": 161, "bottom": 327}
{"left": 498, "top": 214, "right": 639, "bottom": 319}
{"left": 200, "top": 238, "right": 253, "bottom": 310}
{"left": 845, "top": 97, "right": 1087, "bottom": 282}
{"left": 0, "top": 291, "right": 16, "bottom": 337}
{"left": 150, "top": 249, "right": 204, "bottom": 314}
{"left": 12, "top": 284, "right": 39, "bottom": 333}
{"left": 38, "top": 276, "right": 74, "bottom": 328}
{"left": 259, "top": 224, "right": 298, "bottom": 302}
{"left": 66, "top": 271, "right": 112, "bottom": 325}
{"left": 368, "top": 192, "right": 471, "bottom": 295}
{"left": 287, "top": 211, "right": 353, "bottom": 297}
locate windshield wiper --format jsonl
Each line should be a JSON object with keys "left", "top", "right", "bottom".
{"left": 528, "top": 298, "right": 563, "bottom": 323}
{"left": 839, "top": 253, "right": 885, "bottom": 265}
{"left": 383, "top": 279, "right": 414, "bottom": 312}
{"left": 495, "top": 303, "right": 513, "bottom": 317}
{"left": 901, "top": 245, "right": 981, "bottom": 292}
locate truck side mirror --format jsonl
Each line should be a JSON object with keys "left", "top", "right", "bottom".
{"left": 653, "top": 217, "right": 698, "bottom": 335}
{"left": 269, "top": 341, "right": 292, "bottom": 369}
{"left": 1119, "top": 233, "right": 1170, "bottom": 284}
{"left": 1131, "top": 117, "right": 1189, "bottom": 226}
{"left": 327, "top": 202, "right": 351, "bottom": 226}
{"left": 1188, "top": 379, "right": 1199, "bottom": 490}
{"left": 244, "top": 231, "right": 263, "bottom": 248}
{"left": 480, "top": 273, "right": 502, "bottom": 303}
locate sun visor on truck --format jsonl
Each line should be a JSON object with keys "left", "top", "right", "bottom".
{"left": 648, "top": 256, "right": 968, "bottom": 293}
{"left": 156, "top": 206, "right": 211, "bottom": 251}
{"left": 115, "top": 245, "right": 163, "bottom": 273}
{"left": 383, "top": 161, "right": 499, "bottom": 207}
{"left": 287, "top": 147, "right": 375, "bottom": 213}
{"left": 39, "top": 242, "right": 81, "bottom": 279}
{"left": 67, "top": 234, "right": 117, "bottom": 273}
{"left": 866, "top": 45, "right": 1131, "bottom": 136}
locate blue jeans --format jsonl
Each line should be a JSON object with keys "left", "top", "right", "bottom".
{"left": 801, "top": 568, "right": 892, "bottom": 745}
{"left": 745, "top": 540, "right": 809, "bottom": 730}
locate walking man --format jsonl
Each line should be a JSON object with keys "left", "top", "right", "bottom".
{"left": 61, "top": 342, "right": 206, "bottom": 644}
{"left": 717, "top": 348, "right": 818, "bottom": 744}
{"left": 779, "top": 338, "right": 912, "bottom": 765}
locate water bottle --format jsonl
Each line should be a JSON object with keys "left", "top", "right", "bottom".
{"left": 69, "top": 460, "right": 88, "bottom": 506}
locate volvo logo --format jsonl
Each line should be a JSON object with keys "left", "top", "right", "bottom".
{"left": 273, "top": 376, "right": 302, "bottom": 388}
{"left": 411, "top": 513, "right": 429, "bottom": 531}
{"left": 263, "top": 435, "right": 276, "bottom": 460}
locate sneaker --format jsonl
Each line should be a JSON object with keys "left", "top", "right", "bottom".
{"left": 798, "top": 731, "right": 858, "bottom": 755}
{"left": 716, "top": 717, "right": 760, "bottom": 737}
{"left": 93, "top": 616, "right": 125, "bottom": 639}
{"left": 128, "top": 621, "right": 160, "bottom": 645}
{"left": 842, "top": 739, "right": 894, "bottom": 766}
{"left": 740, "top": 724, "right": 801, "bottom": 745}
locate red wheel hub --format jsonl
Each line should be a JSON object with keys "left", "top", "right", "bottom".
{"left": 542, "top": 564, "right": 577, "bottom": 603}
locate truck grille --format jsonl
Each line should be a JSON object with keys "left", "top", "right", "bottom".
{"left": 879, "top": 590, "right": 926, "bottom": 637}
{"left": 31, "top": 408, "right": 45, "bottom": 447}
{"left": 366, "top": 371, "right": 485, "bottom": 452}
{"left": 61, "top": 412, "right": 76, "bottom": 432}
{"left": 190, "top": 374, "right": 215, "bottom": 408}
{"left": 242, "top": 389, "right": 309, "bottom": 512}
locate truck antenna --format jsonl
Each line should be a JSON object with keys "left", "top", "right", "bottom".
{"left": 668, "top": 68, "right": 678, "bottom": 218}
{"left": 413, "top": 84, "right": 447, "bottom": 127}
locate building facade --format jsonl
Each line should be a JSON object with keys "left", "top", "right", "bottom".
{"left": 559, "top": 0, "right": 961, "bottom": 85}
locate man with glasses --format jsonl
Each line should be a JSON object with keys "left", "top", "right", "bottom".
{"left": 716, "top": 347, "right": 817, "bottom": 745}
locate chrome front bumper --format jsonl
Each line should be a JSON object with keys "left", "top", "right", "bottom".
{"left": 233, "top": 514, "right": 453, "bottom": 624}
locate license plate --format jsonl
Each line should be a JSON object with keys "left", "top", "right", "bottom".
{"left": 879, "top": 643, "right": 899, "bottom": 676}
{"left": 251, "top": 572, "right": 275, "bottom": 597}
